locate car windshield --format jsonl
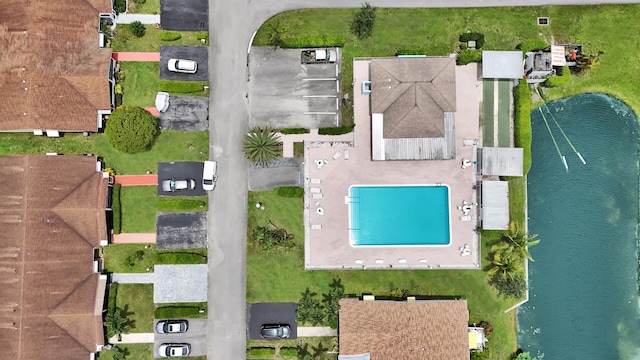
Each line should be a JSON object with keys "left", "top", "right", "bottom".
{"left": 203, "top": 179, "right": 213, "bottom": 185}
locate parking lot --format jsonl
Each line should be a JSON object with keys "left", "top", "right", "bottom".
{"left": 154, "top": 319, "right": 207, "bottom": 358}
{"left": 160, "top": 0, "right": 208, "bottom": 31}
{"left": 160, "top": 45, "right": 209, "bottom": 82}
{"left": 156, "top": 212, "right": 208, "bottom": 249}
{"left": 249, "top": 47, "right": 341, "bottom": 129}
{"left": 159, "top": 96, "right": 209, "bottom": 131}
{"left": 157, "top": 162, "right": 206, "bottom": 196}
{"left": 246, "top": 302, "right": 298, "bottom": 340}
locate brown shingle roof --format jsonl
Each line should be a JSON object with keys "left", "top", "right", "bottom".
{"left": 0, "top": 155, "right": 108, "bottom": 360}
{"left": 0, "top": 0, "right": 113, "bottom": 132}
{"left": 371, "top": 57, "right": 456, "bottom": 139}
{"left": 339, "top": 298, "right": 470, "bottom": 360}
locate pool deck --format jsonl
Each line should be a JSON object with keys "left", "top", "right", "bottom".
{"left": 303, "top": 60, "right": 482, "bottom": 270}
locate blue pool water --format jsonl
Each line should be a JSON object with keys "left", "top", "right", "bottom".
{"left": 348, "top": 185, "right": 450, "bottom": 246}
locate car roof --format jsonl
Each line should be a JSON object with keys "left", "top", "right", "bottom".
{"left": 203, "top": 160, "right": 217, "bottom": 173}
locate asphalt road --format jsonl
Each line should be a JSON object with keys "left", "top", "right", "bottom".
{"left": 154, "top": 319, "right": 208, "bottom": 357}
{"left": 206, "top": 1, "right": 640, "bottom": 359}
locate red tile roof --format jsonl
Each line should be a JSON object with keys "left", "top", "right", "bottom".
{"left": 0, "top": 0, "right": 113, "bottom": 131}
{"left": 339, "top": 298, "right": 470, "bottom": 360}
{"left": 0, "top": 155, "right": 109, "bottom": 360}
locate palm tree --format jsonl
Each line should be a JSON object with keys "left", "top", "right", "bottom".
{"left": 486, "top": 251, "right": 523, "bottom": 280}
{"left": 105, "top": 307, "right": 132, "bottom": 341}
{"left": 494, "top": 226, "right": 540, "bottom": 262}
{"left": 242, "top": 127, "right": 281, "bottom": 167}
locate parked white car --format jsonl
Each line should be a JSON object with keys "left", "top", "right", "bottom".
{"left": 168, "top": 59, "right": 197, "bottom": 74}
{"left": 158, "top": 343, "right": 190, "bottom": 358}
{"left": 202, "top": 160, "right": 217, "bottom": 191}
{"left": 155, "top": 92, "right": 170, "bottom": 112}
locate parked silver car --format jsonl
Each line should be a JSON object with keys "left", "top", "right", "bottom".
{"left": 156, "top": 319, "right": 189, "bottom": 334}
{"left": 158, "top": 343, "right": 191, "bottom": 358}
{"left": 260, "top": 324, "right": 291, "bottom": 340}
{"left": 161, "top": 178, "right": 196, "bottom": 192}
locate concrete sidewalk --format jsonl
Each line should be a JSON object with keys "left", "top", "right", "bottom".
{"left": 114, "top": 175, "right": 158, "bottom": 185}
{"left": 277, "top": 129, "right": 353, "bottom": 158}
{"left": 111, "top": 273, "right": 154, "bottom": 284}
{"left": 297, "top": 327, "right": 338, "bottom": 337}
{"left": 112, "top": 52, "right": 160, "bottom": 62}
{"left": 108, "top": 333, "right": 154, "bottom": 344}
{"left": 114, "top": 14, "right": 160, "bottom": 24}
{"left": 112, "top": 233, "right": 156, "bottom": 244}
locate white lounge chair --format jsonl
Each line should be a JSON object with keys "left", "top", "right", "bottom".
{"left": 332, "top": 150, "right": 342, "bottom": 160}
{"left": 310, "top": 187, "right": 321, "bottom": 193}
{"left": 311, "top": 178, "right": 322, "bottom": 184}
{"left": 344, "top": 150, "right": 350, "bottom": 160}
{"left": 311, "top": 224, "right": 322, "bottom": 230}
{"left": 312, "top": 193, "right": 323, "bottom": 199}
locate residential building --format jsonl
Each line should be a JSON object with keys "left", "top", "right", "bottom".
{"left": 0, "top": 0, "right": 115, "bottom": 134}
{"left": 0, "top": 155, "right": 110, "bottom": 360}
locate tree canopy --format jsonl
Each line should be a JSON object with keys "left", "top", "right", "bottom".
{"left": 106, "top": 106, "right": 159, "bottom": 154}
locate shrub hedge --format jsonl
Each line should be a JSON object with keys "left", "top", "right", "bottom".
{"left": 513, "top": 78, "right": 532, "bottom": 175}
{"left": 112, "top": 184, "right": 122, "bottom": 234}
{"left": 160, "top": 31, "right": 182, "bottom": 41}
{"left": 281, "top": 35, "right": 346, "bottom": 48}
{"left": 196, "top": 32, "right": 208, "bottom": 41}
{"left": 247, "top": 347, "right": 276, "bottom": 359}
{"left": 459, "top": 31, "right": 485, "bottom": 49}
{"left": 318, "top": 125, "right": 354, "bottom": 135}
{"left": 159, "top": 81, "right": 208, "bottom": 94}
{"left": 517, "top": 39, "right": 548, "bottom": 53}
{"left": 274, "top": 186, "right": 304, "bottom": 198}
{"left": 395, "top": 49, "right": 426, "bottom": 56}
{"left": 279, "top": 128, "right": 309, "bottom": 134}
{"left": 279, "top": 347, "right": 298, "bottom": 357}
{"left": 544, "top": 66, "right": 571, "bottom": 87}
{"left": 156, "top": 251, "right": 208, "bottom": 265}
{"left": 129, "top": 21, "right": 146, "bottom": 38}
{"left": 157, "top": 197, "right": 207, "bottom": 212}
{"left": 155, "top": 304, "right": 207, "bottom": 319}
{"left": 456, "top": 49, "right": 482, "bottom": 65}
{"left": 114, "top": 0, "right": 126, "bottom": 13}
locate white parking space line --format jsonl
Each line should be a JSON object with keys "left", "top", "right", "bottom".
{"left": 303, "top": 95, "right": 338, "bottom": 98}
{"left": 336, "top": 98, "right": 339, "bottom": 110}
{"left": 304, "top": 112, "right": 337, "bottom": 115}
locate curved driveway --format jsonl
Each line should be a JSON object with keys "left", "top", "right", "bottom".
{"left": 206, "top": 1, "right": 639, "bottom": 359}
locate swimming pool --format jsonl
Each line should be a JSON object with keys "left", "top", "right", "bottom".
{"left": 348, "top": 185, "right": 451, "bottom": 246}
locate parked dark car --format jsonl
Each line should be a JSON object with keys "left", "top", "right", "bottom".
{"left": 260, "top": 324, "right": 291, "bottom": 339}
{"left": 156, "top": 319, "right": 189, "bottom": 334}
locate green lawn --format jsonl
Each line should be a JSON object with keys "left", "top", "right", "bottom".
{"left": 94, "top": 130, "right": 209, "bottom": 174}
{"left": 256, "top": 5, "right": 640, "bottom": 117}
{"left": 97, "top": 344, "right": 205, "bottom": 360}
{"left": 97, "top": 343, "right": 154, "bottom": 360}
{"left": 0, "top": 131, "right": 208, "bottom": 175}
{"left": 120, "top": 186, "right": 157, "bottom": 233}
{"left": 104, "top": 244, "right": 208, "bottom": 273}
{"left": 120, "top": 61, "right": 159, "bottom": 107}
{"left": 128, "top": 0, "right": 160, "bottom": 14}
{"left": 116, "top": 284, "right": 154, "bottom": 333}
{"left": 247, "top": 191, "right": 519, "bottom": 359}
{"left": 112, "top": 25, "right": 207, "bottom": 52}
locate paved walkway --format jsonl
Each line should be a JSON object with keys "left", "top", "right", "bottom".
{"left": 108, "top": 333, "right": 154, "bottom": 344}
{"left": 112, "top": 233, "right": 156, "bottom": 244}
{"left": 112, "top": 52, "right": 160, "bottom": 62}
{"left": 114, "top": 14, "right": 160, "bottom": 24}
{"left": 111, "top": 273, "right": 155, "bottom": 284}
{"left": 114, "top": 175, "right": 158, "bottom": 186}
{"left": 145, "top": 107, "right": 160, "bottom": 117}
{"left": 297, "top": 327, "right": 338, "bottom": 337}
{"left": 277, "top": 129, "right": 353, "bottom": 158}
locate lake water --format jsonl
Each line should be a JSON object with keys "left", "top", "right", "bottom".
{"left": 517, "top": 94, "right": 640, "bottom": 359}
